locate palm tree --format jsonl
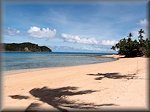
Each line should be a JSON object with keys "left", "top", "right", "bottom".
{"left": 128, "top": 33, "right": 133, "bottom": 38}
{"left": 111, "top": 29, "right": 149, "bottom": 57}
{"left": 138, "top": 29, "right": 144, "bottom": 40}
{"left": 127, "top": 33, "right": 132, "bottom": 42}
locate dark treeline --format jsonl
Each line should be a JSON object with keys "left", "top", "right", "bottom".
{"left": 111, "top": 29, "right": 150, "bottom": 57}
{"left": 3, "top": 42, "right": 52, "bottom": 52}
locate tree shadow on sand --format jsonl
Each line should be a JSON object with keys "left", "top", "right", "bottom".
{"left": 9, "top": 95, "right": 30, "bottom": 100}
{"left": 87, "top": 72, "right": 137, "bottom": 80}
{"left": 26, "top": 86, "right": 118, "bottom": 112}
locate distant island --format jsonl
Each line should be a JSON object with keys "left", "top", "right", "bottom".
{"left": 2, "top": 42, "right": 52, "bottom": 52}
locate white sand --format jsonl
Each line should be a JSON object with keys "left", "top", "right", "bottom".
{"left": 2, "top": 56, "right": 149, "bottom": 111}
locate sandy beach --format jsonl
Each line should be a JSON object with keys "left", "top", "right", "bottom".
{"left": 2, "top": 55, "right": 149, "bottom": 111}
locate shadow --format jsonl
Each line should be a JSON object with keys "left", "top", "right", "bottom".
{"left": 63, "top": 103, "right": 118, "bottom": 109}
{"left": 27, "top": 86, "right": 118, "bottom": 112}
{"left": 87, "top": 72, "right": 137, "bottom": 80}
{"left": 25, "top": 103, "right": 42, "bottom": 112}
{"left": 97, "top": 103, "right": 118, "bottom": 106}
{"left": 120, "top": 56, "right": 141, "bottom": 58}
{"left": 9, "top": 95, "right": 29, "bottom": 100}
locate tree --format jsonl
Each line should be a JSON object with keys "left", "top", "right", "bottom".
{"left": 138, "top": 29, "right": 144, "bottom": 40}
{"left": 111, "top": 29, "right": 150, "bottom": 57}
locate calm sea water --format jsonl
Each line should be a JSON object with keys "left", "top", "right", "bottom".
{"left": 1, "top": 52, "right": 116, "bottom": 71}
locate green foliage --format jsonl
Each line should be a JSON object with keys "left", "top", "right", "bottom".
{"left": 3, "top": 42, "right": 52, "bottom": 52}
{"left": 111, "top": 29, "right": 150, "bottom": 57}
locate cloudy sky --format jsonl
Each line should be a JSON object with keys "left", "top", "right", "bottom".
{"left": 2, "top": 1, "right": 148, "bottom": 53}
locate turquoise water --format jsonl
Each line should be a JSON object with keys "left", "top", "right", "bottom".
{"left": 1, "top": 52, "right": 116, "bottom": 71}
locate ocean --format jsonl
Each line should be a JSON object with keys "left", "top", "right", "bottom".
{"left": 1, "top": 52, "right": 116, "bottom": 71}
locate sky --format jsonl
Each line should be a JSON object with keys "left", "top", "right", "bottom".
{"left": 2, "top": 1, "right": 148, "bottom": 53}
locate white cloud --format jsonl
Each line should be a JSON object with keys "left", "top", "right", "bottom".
{"left": 61, "top": 33, "right": 98, "bottom": 45}
{"left": 28, "top": 26, "right": 56, "bottom": 38}
{"left": 61, "top": 33, "right": 118, "bottom": 46}
{"left": 79, "top": 46, "right": 101, "bottom": 51}
{"left": 139, "top": 19, "right": 148, "bottom": 27}
{"left": 101, "top": 40, "right": 118, "bottom": 46}
{"left": 121, "top": 19, "right": 148, "bottom": 40}
{"left": 49, "top": 45, "right": 115, "bottom": 53}
{"left": 131, "top": 19, "right": 148, "bottom": 39}
{"left": 5, "top": 27, "right": 20, "bottom": 36}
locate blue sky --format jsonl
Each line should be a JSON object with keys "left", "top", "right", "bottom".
{"left": 2, "top": 1, "right": 148, "bottom": 53}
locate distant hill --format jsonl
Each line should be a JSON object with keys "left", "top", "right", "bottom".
{"left": 2, "top": 42, "right": 52, "bottom": 52}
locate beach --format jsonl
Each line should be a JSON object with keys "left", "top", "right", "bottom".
{"left": 2, "top": 55, "right": 149, "bottom": 111}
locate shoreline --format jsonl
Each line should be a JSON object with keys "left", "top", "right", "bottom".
{"left": 3, "top": 54, "right": 120, "bottom": 75}
{"left": 2, "top": 55, "right": 148, "bottom": 111}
